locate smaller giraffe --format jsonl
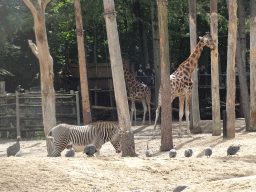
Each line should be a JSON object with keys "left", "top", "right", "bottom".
{"left": 154, "top": 33, "right": 215, "bottom": 136}
{"left": 123, "top": 60, "right": 151, "bottom": 125}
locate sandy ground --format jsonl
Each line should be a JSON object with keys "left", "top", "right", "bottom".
{"left": 1, "top": 119, "right": 256, "bottom": 192}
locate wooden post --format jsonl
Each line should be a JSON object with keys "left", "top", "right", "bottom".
{"left": 189, "top": 0, "right": 201, "bottom": 132}
{"left": 16, "top": 91, "right": 20, "bottom": 137}
{"left": 76, "top": 91, "right": 81, "bottom": 125}
{"left": 151, "top": 0, "right": 161, "bottom": 106}
{"left": 210, "top": 0, "right": 221, "bottom": 135}
{"left": 249, "top": 0, "right": 256, "bottom": 131}
{"left": 103, "top": 0, "right": 136, "bottom": 157}
{"left": 74, "top": 0, "right": 92, "bottom": 125}
{"left": 157, "top": 0, "right": 173, "bottom": 151}
{"left": 226, "top": 0, "right": 237, "bottom": 138}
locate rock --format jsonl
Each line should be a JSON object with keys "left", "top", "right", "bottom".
{"left": 145, "top": 144, "right": 153, "bottom": 157}
{"left": 169, "top": 149, "right": 177, "bottom": 158}
{"left": 204, "top": 147, "right": 212, "bottom": 157}
{"left": 7, "top": 136, "right": 21, "bottom": 157}
{"left": 65, "top": 144, "right": 75, "bottom": 157}
{"left": 184, "top": 148, "right": 193, "bottom": 157}
{"left": 173, "top": 184, "right": 189, "bottom": 192}
{"left": 227, "top": 144, "right": 241, "bottom": 156}
{"left": 84, "top": 144, "right": 96, "bottom": 156}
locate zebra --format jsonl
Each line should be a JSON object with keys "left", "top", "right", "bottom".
{"left": 47, "top": 121, "right": 122, "bottom": 157}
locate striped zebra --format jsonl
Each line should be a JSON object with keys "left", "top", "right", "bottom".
{"left": 47, "top": 121, "right": 121, "bottom": 157}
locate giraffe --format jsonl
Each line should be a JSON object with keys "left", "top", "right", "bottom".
{"left": 122, "top": 60, "right": 151, "bottom": 125}
{"left": 154, "top": 32, "right": 215, "bottom": 136}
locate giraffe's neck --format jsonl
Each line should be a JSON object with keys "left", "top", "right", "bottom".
{"left": 123, "top": 67, "right": 138, "bottom": 90}
{"left": 176, "top": 40, "right": 205, "bottom": 76}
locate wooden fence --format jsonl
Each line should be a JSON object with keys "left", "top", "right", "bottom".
{"left": 0, "top": 91, "right": 80, "bottom": 139}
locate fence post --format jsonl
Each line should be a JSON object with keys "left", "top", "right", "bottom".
{"left": 76, "top": 91, "right": 80, "bottom": 125}
{"left": 16, "top": 91, "right": 20, "bottom": 137}
{"left": 223, "top": 110, "right": 227, "bottom": 138}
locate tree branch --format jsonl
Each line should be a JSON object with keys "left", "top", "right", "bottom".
{"left": 42, "top": 0, "right": 51, "bottom": 8}
{"left": 23, "top": 0, "right": 37, "bottom": 16}
{"left": 28, "top": 39, "right": 39, "bottom": 59}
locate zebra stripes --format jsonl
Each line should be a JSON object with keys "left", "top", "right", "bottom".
{"left": 47, "top": 121, "right": 121, "bottom": 157}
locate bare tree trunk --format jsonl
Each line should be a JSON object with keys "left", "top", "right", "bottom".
{"left": 151, "top": 0, "right": 161, "bottom": 105}
{"left": 103, "top": 0, "right": 136, "bottom": 156}
{"left": 236, "top": 0, "right": 250, "bottom": 130}
{"left": 93, "top": 23, "right": 97, "bottom": 64}
{"left": 189, "top": 0, "right": 201, "bottom": 133}
{"left": 237, "top": 0, "right": 246, "bottom": 69}
{"left": 157, "top": 0, "right": 173, "bottom": 151}
{"left": 226, "top": 0, "right": 237, "bottom": 138}
{"left": 74, "top": 0, "right": 92, "bottom": 125}
{"left": 23, "top": 0, "right": 56, "bottom": 154}
{"left": 210, "top": 0, "right": 221, "bottom": 136}
{"left": 236, "top": 33, "right": 250, "bottom": 130}
{"left": 249, "top": 0, "right": 256, "bottom": 131}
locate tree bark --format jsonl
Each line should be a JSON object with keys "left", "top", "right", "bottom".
{"left": 103, "top": 0, "right": 136, "bottom": 156}
{"left": 226, "top": 0, "right": 237, "bottom": 138}
{"left": 236, "top": 37, "right": 250, "bottom": 131}
{"left": 137, "top": 1, "right": 149, "bottom": 65}
{"left": 151, "top": 0, "right": 161, "bottom": 105}
{"left": 210, "top": 0, "right": 221, "bottom": 136}
{"left": 189, "top": 0, "right": 201, "bottom": 133}
{"left": 249, "top": 0, "right": 256, "bottom": 131}
{"left": 157, "top": 0, "right": 173, "bottom": 151}
{"left": 74, "top": 0, "right": 92, "bottom": 125}
{"left": 236, "top": 0, "right": 249, "bottom": 130}
{"left": 23, "top": 0, "right": 56, "bottom": 154}
{"left": 93, "top": 23, "right": 97, "bottom": 64}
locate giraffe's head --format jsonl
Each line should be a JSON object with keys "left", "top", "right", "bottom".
{"left": 199, "top": 33, "right": 215, "bottom": 50}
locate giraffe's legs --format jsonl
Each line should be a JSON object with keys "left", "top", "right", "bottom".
{"left": 154, "top": 105, "right": 161, "bottom": 130}
{"left": 130, "top": 99, "right": 136, "bottom": 125}
{"left": 141, "top": 99, "right": 147, "bottom": 125}
{"left": 178, "top": 96, "right": 185, "bottom": 137}
{"left": 147, "top": 98, "right": 151, "bottom": 125}
{"left": 185, "top": 94, "right": 192, "bottom": 136}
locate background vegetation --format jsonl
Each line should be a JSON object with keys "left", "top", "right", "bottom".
{"left": 0, "top": 0, "right": 250, "bottom": 93}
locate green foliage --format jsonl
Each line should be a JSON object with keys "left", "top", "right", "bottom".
{"left": 0, "top": 0, "right": 251, "bottom": 92}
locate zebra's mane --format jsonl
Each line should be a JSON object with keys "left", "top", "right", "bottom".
{"left": 89, "top": 121, "right": 120, "bottom": 131}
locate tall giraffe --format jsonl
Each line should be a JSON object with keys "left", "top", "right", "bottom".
{"left": 123, "top": 60, "right": 151, "bottom": 125}
{"left": 154, "top": 33, "right": 215, "bottom": 136}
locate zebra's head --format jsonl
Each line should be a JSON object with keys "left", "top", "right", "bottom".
{"left": 110, "top": 128, "right": 121, "bottom": 153}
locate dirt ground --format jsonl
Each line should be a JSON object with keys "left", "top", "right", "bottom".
{"left": 1, "top": 119, "right": 256, "bottom": 192}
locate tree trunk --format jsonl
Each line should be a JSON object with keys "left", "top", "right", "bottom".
{"left": 93, "top": 23, "right": 97, "bottom": 64}
{"left": 210, "top": 0, "right": 221, "bottom": 136}
{"left": 151, "top": 0, "right": 161, "bottom": 106}
{"left": 237, "top": 0, "right": 246, "bottom": 118}
{"left": 74, "top": 0, "right": 92, "bottom": 125}
{"left": 157, "top": 0, "right": 173, "bottom": 151}
{"left": 103, "top": 0, "right": 136, "bottom": 156}
{"left": 137, "top": 1, "right": 148, "bottom": 65}
{"left": 249, "top": 0, "right": 256, "bottom": 131}
{"left": 237, "top": 0, "right": 246, "bottom": 69}
{"left": 226, "top": 0, "right": 237, "bottom": 138}
{"left": 23, "top": 0, "right": 56, "bottom": 154}
{"left": 236, "top": 33, "right": 250, "bottom": 130}
{"left": 189, "top": 0, "right": 201, "bottom": 133}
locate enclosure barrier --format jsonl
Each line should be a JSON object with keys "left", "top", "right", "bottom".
{"left": 0, "top": 91, "right": 80, "bottom": 139}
